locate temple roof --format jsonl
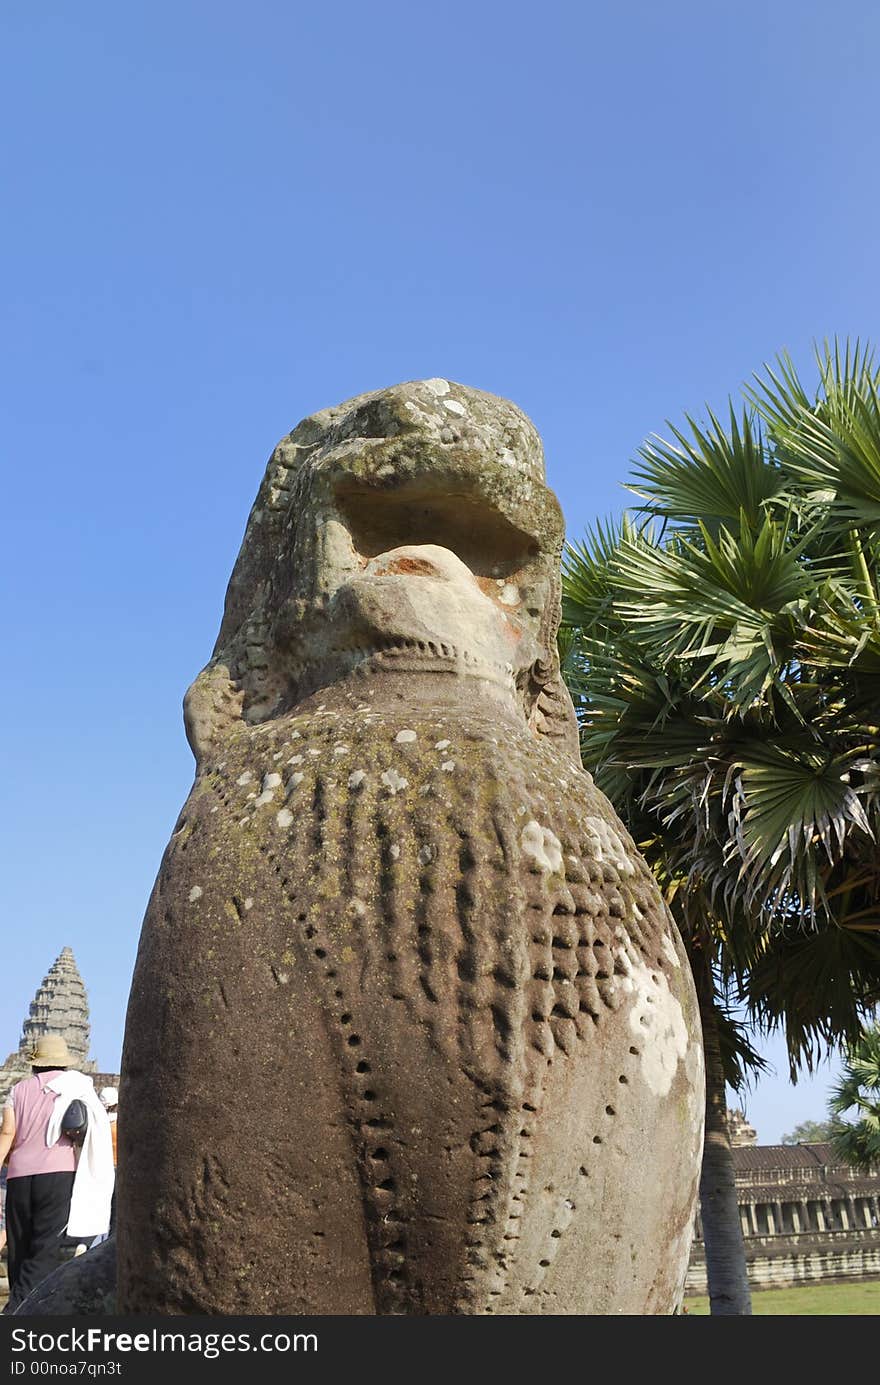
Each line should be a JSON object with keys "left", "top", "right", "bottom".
{"left": 732, "top": 1143, "right": 835, "bottom": 1172}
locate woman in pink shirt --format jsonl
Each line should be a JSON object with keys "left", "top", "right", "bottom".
{"left": 0, "top": 1035, "right": 79, "bottom": 1313}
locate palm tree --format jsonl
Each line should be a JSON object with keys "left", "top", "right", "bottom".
{"left": 560, "top": 340, "right": 880, "bottom": 1314}
{"left": 828, "top": 1024, "right": 880, "bottom": 1170}
{"left": 561, "top": 519, "right": 761, "bottom": 1314}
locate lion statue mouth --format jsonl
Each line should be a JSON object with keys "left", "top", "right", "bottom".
{"left": 317, "top": 542, "right": 533, "bottom": 700}
{"left": 326, "top": 639, "right": 517, "bottom": 688}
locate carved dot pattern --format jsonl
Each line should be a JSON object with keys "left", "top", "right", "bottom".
{"left": 207, "top": 739, "right": 413, "bottom": 1312}
{"left": 202, "top": 699, "right": 672, "bottom": 1314}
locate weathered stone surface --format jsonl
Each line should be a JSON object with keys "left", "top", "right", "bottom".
{"left": 118, "top": 380, "right": 704, "bottom": 1315}
{"left": 10, "top": 1240, "right": 116, "bottom": 1316}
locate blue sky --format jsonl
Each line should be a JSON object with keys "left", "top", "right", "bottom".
{"left": 3, "top": 2, "right": 877, "bottom": 1141}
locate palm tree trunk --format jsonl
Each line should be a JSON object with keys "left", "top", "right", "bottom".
{"left": 693, "top": 951, "right": 752, "bottom": 1315}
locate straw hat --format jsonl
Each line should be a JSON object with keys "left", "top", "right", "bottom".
{"left": 28, "top": 1034, "right": 72, "bottom": 1068}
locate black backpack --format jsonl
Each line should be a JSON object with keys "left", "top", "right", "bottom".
{"left": 61, "top": 1099, "right": 89, "bottom": 1146}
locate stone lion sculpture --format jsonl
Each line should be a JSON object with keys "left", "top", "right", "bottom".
{"left": 118, "top": 380, "right": 704, "bottom": 1314}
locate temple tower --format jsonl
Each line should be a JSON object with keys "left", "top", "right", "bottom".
{"left": 0, "top": 947, "right": 95, "bottom": 1103}
{"left": 19, "top": 946, "right": 92, "bottom": 1068}
{"left": 727, "top": 1108, "right": 758, "bottom": 1147}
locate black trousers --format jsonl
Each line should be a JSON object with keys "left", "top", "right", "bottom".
{"left": 4, "top": 1171, "right": 75, "bottom": 1311}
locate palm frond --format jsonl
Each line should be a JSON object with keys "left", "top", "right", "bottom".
{"left": 628, "top": 403, "right": 784, "bottom": 531}
{"left": 713, "top": 1001, "right": 771, "bottom": 1093}
{"left": 742, "top": 928, "right": 880, "bottom": 1078}
{"left": 749, "top": 339, "right": 880, "bottom": 529}
{"left": 561, "top": 513, "right": 652, "bottom": 633}
{"left": 610, "top": 512, "right": 815, "bottom": 693}
{"left": 828, "top": 1023, "right": 880, "bottom": 1169}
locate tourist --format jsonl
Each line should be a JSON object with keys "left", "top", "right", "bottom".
{"left": 0, "top": 1036, "right": 80, "bottom": 1312}
{"left": 0, "top": 1036, "right": 115, "bottom": 1311}
{"left": 98, "top": 1087, "right": 118, "bottom": 1235}
{"left": 74, "top": 1087, "right": 120, "bottom": 1256}
{"left": 44, "top": 1065, "right": 114, "bottom": 1261}
{"left": 0, "top": 1165, "right": 6, "bottom": 1258}
{"left": 99, "top": 1088, "right": 118, "bottom": 1168}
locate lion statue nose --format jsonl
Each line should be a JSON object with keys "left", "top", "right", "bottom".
{"left": 364, "top": 545, "right": 477, "bottom": 583}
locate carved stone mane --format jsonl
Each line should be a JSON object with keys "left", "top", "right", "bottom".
{"left": 118, "top": 381, "right": 704, "bottom": 1315}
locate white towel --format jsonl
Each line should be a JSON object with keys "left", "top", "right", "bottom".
{"left": 45, "top": 1072, "right": 115, "bottom": 1239}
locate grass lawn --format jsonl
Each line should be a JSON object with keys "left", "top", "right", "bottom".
{"left": 684, "top": 1279, "right": 880, "bottom": 1314}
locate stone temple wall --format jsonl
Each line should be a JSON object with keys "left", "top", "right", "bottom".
{"left": 686, "top": 1141, "right": 880, "bottom": 1294}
